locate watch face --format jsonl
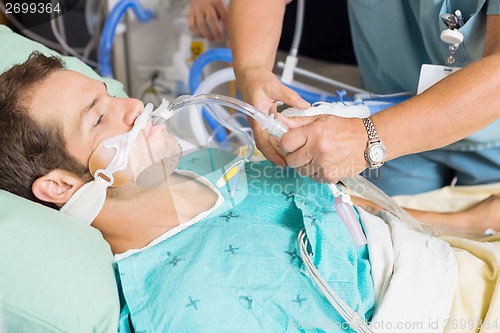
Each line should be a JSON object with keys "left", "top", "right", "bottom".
{"left": 369, "top": 144, "right": 386, "bottom": 163}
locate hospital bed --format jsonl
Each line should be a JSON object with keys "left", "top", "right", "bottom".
{"left": 1, "top": 25, "right": 500, "bottom": 333}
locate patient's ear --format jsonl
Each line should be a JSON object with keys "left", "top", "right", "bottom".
{"left": 32, "top": 169, "right": 86, "bottom": 205}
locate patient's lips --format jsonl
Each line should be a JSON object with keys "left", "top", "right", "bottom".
{"left": 144, "top": 120, "right": 167, "bottom": 138}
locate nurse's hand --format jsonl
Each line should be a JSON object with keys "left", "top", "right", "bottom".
{"left": 236, "top": 67, "right": 310, "bottom": 167}
{"left": 249, "top": 116, "right": 287, "bottom": 167}
{"left": 279, "top": 114, "right": 369, "bottom": 183}
{"left": 188, "top": 0, "right": 228, "bottom": 42}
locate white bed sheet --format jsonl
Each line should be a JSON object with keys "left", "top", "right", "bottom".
{"left": 359, "top": 208, "right": 458, "bottom": 333}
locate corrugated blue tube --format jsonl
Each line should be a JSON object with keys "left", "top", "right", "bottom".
{"left": 99, "top": 0, "right": 153, "bottom": 78}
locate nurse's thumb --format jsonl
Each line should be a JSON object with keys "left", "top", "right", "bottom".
{"left": 280, "top": 88, "right": 310, "bottom": 110}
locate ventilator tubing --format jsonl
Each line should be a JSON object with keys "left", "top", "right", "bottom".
{"left": 342, "top": 175, "right": 423, "bottom": 231}
{"left": 151, "top": 93, "right": 423, "bottom": 239}
{"left": 154, "top": 94, "right": 286, "bottom": 135}
{"left": 152, "top": 93, "right": 289, "bottom": 160}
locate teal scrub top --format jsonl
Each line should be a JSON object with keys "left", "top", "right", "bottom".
{"left": 347, "top": 0, "right": 500, "bottom": 149}
{"left": 348, "top": 0, "right": 500, "bottom": 93}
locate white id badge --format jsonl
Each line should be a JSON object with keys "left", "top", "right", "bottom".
{"left": 417, "top": 64, "right": 461, "bottom": 94}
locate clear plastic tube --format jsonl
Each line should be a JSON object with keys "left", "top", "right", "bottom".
{"left": 154, "top": 93, "right": 424, "bottom": 235}
{"left": 330, "top": 184, "right": 368, "bottom": 247}
{"left": 164, "top": 94, "right": 260, "bottom": 119}
{"left": 153, "top": 95, "right": 253, "bottom": 161}
{"left": 342, "top": 175, "right": 424, "bottom": 232}
{"left": 152, "top": 94, "right": 289, "bottom": 161}
{"left": 192, "top": 67, "right": 237, "bottom": 145}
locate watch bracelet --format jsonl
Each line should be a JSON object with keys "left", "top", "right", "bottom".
{"left": 362, "top": 118, "right": 379, "bottom": 141}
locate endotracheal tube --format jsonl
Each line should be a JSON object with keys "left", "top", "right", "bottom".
{"left": 151, "top": 93, "right": 366, "bottom": 247}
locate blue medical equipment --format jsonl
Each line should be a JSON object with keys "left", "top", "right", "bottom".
{"left": 189, "top": 48, "right": 412, "bottom": 144}
{"left": 98, "top": 0, "right": 153, "bottom": 78}
{"left": 188, "top": 48, "right": 233, "bottom": 142}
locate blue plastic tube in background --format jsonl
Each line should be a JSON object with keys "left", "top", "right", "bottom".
{"left": 99, "top": 0, "right": 153, "bottom": 78}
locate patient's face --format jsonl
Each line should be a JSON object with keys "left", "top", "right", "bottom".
{"left": 28, "top": 70, "right": 181, "bottom": 188}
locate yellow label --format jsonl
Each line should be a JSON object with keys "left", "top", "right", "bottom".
{"left": 190, "top": 41, "right": 205, "bottom": 61}
{"left": 216, "top": 165, "right": 239, "bottom": 188}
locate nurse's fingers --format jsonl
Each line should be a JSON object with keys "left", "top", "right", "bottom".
{"left": 279, "top": 116, "right": 319, "bottom": 154}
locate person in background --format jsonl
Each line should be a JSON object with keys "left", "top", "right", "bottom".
{"left": 188, "top": 0, "right": 357, "bottom": 64}
{"left": 228, "top": 0, "right": 500, "bottom": 197}
{"left": 187, "top": 0, "right": 228, "bottom": 42}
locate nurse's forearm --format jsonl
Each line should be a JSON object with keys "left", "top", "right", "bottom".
{"left": 373, "top": 53, "right": 500, "bottom": 161}
{"left": 228, "top": 0, "right": 289, "bottom": 77}
{"left": 375, "top": 16, "right": 500, "bottom": 161}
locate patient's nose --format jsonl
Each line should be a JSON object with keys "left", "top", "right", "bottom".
{"left": 119, "top": 98, "right": 144, "bottom": 126}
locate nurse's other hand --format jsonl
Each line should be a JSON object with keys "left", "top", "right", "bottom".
{"left": 188, "top": 0, "right": 228, "bottom": 42}
{"left": 235, "top": 67, "right": 310, "bottom": 116}
{"left": 249, "top": 117, "right": 287, "bottom": 167}
{"left": 279, "top": 115, "right": 369, "bottom": 183}
{"left": 236, "top": 67, "right": 309, "bottom": 166}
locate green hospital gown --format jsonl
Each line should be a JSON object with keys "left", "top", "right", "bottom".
{"left": 117, "top": 149, "right": 375, "bottom": 333}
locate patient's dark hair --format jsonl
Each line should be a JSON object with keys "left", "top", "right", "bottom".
{"left": 0, "top": 52, "right": 90, "bottom": 208}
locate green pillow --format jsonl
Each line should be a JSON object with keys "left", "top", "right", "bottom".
{"left": 0, "top": 24, "right": 127, "bottom": 98}
{"left": 0, "top": 25, "right": 123, "bottom": 332}
{"left": 0, "top": 191, "right": 119, "bottom": 333}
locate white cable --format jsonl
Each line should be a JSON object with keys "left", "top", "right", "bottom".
{"left": 277, "top": 61, "right": 370, "bottom": 94}
{"left": 83, "top": 0, "right": 106, "bottom": 61}
{"left": 289, "top": 0, "right": 305, "bottom": 58}
{"left": 50, "top": 0, "right": 98, "bottom": 67}
{"left": 55, "top": 12, "right": 67, "bottom": 55}
{"left": 83, "top": 0, "right": 104, "bottom": 60}
{"left": 353, "top": 92, "right": 413, "bottom": 100}
{"left": 191, "top": 67, "right": 238, "bottom": 146}
{"left": 281, "top": 0, "right": 306, "bottom": 84}
{"left": 0, "top": 2, "right": 87, "bottom": 53}
{"left": 82, "top": 28, "right": 100, "bottom": 60}
{"left": 85, "top": 0, "right": 101, "bottom": 36}
{"left": 298, "top": 229, "right": 374, "bottom": 333}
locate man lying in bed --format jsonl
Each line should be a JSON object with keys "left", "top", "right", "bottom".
{"left": 0, "top": 52, "right": 376, "bottom": 332}
{"left": 0, "top": 52, "right": 495, "bottom": 332}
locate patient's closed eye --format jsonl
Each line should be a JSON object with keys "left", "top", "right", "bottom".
{"left": 94, "top": 114, "right": 104, "bottom": 127}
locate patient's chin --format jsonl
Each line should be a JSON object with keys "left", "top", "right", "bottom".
{"left": 135, "top": 156, "right": 180, "bottom": 188}
{"left": 135, "top": 141, "right": 182, "bottom": 187}
{"left": 129, "top": 133, "right": 182, "bottom": 182}
{"left": 105, "top": 133, "right": 182, "bottom": 198}
{"left": 107, "top": 146, "right": 182, "bottom": 198}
